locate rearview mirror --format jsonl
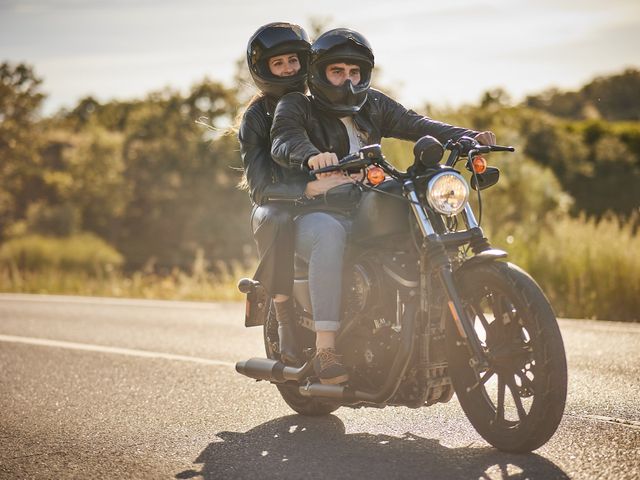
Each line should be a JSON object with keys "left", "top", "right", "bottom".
{"left": 470, "top": 167, "right": 500, "bottom": 190}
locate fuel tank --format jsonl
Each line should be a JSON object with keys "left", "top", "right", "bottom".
{"left": 351, "top": 179, "right": 411, "bottom": 244}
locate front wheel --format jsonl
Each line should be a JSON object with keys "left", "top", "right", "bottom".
{"left": 446, "top": 261, "right": 567, "bottom": 452}
{"left": 264, "top": 301, "right": 338, "bottom": 416}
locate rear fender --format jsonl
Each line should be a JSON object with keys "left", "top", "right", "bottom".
{"left": 238, "top": 278, "right": 269, "bottom": 327}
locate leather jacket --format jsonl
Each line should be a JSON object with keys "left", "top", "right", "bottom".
{"left": 238, "top": 96, "right": 307, "bottom": 205}
{"left": 270, "top": 89, "right": 478, "bottom": 177}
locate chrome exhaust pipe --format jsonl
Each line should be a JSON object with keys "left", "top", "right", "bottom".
{"left": 239, "top": 300, "right": 417, "bottom": 404}
{"left": 235, "top": 358, "right": 310, "bottom": 383}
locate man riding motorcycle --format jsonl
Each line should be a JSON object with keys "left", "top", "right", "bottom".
{"left": 270, "top": 28, "right": 496, "bottom": 384}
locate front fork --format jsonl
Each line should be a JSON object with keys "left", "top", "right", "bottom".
{"left": 406, "top": 182, "right": 488, "bottom": 372}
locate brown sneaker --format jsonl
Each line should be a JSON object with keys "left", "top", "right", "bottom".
{"left": 313, "top": 348, "right": 349, "bottom": 385}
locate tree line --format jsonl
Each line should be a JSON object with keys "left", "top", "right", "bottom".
{"left": 1, "top": 62, "right": 639, "bottom": 272}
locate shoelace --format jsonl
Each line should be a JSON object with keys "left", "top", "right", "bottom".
{"left": 317, "top": 348, "right": 342, "bottom": 370}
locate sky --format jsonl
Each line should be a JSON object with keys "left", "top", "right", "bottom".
{"left": 1, "top": 0, "right": 639, "bottom": 114}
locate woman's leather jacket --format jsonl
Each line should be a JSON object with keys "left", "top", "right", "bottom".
{"left": 270, "top": 89, "right": 478, "bottom": 179}
{"left": 238, "top": 96, "right": 308, "bottom": 205}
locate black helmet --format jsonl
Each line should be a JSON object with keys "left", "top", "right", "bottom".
{"left": 309, "top": 28, "right": 375, "bottom": 116}
{"left": 246, "top": 22, "right": 311, "bottom": 98}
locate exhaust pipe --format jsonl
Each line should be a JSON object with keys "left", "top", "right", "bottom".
{"left": 237, "top": 301, "right": 417, "bottom": 404}
{"left": 235, "top": 358, "right": 310, "bottom": 383}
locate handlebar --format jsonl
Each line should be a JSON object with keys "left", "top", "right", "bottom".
{"left": 444, "top": 136, "right": 514, "bottom": 167}
{"left": 306, "top": 137, "right": 514, "bottom": 180}
{"left": 445, "top": 136, "right": 514, "bottom": 155}
{"left": 308, "top": 152, "right": 363, "bottom": 176}
{"left": 473, "top": 144, "right": 515, "bottom": 154}
{"left": 306, "top": 144, "right": 401, "bottom": 178}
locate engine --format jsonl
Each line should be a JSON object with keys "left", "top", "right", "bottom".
{"left": 339, "top": 253, "right": 454, "bottom": 407}
{"left": 340, "top": 254, "right": 415, "bottom": 388}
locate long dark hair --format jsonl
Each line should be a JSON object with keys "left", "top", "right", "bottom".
{"left": 236, "top": 92, "right": 275, "bottom": 191}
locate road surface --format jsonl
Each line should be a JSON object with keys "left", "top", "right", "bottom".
{"left": 0, "top": 293, "right": 638, "bottom": 479}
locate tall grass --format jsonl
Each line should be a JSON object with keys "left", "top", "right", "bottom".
{"left": 0, "top": 266, "right": 247, "bottom": 301}
{"left": 0, "top": 235, "right": 248, "bottom": 301}
{"left": 0, "top": 233, "right": 123, "bottom": 273}
{"left": 497, "top": 213, "right": 640, "bottom": 321}
{"left": 1, "top": 219, "right": 638, "bottom": 320}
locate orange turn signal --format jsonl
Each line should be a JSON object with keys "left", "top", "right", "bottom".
{"left": 367, "top": 166, "right": 386, "bottom": 185}
{"left": 472, "top": 155, "right": 487, "bottom": 174}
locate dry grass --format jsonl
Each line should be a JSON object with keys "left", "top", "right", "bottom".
{"left": 2, "top": 215, "right": 638, "bottom": 321}
{"left": 0, "top": 235, "right": 250, "bottom": 301}
{"left": 496, "top": 213, "right": 640, "bottom": 321}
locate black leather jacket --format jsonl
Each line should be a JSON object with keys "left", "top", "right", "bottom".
{"left": 238, "top": 96, "right": 307, "bottom": 205}
{"left": 271, "top": 89, "right": 478, "bottom": 178}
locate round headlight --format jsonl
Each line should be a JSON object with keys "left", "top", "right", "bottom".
{"left": 426, "top": 172, "right": 469, "bottom": 216}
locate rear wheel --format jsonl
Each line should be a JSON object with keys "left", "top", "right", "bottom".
{"left": 446, "top": 262, "right": 567, "bottom": 452}
{"left": 264, "top": 301, "right": 338, "bottom": 416}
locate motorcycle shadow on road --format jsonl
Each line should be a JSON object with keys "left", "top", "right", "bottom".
{"left": 175, "top": 414, "right": 569, "bottom": 480}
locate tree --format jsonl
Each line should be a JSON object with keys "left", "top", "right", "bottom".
{"left": 0, "top": 63, "right": 46, "bottom": 239}
{"left": 110, "top": 81, "right": 249, "bottom": 270}
{"left": 525, "top": 68, "right": 640, "bottom": 121}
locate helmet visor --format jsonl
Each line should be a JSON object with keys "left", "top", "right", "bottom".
{"left": 253, "top": 24, "right": 309, "bottom": 51}
{"left": 312, "top": 29, "right": 373, "bottom": 60}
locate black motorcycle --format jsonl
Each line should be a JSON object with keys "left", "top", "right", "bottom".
{"left": 236, "top": 136, "right": 567, "bottom": 453}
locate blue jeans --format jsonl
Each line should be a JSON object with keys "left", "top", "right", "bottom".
{"left": 294, "top": 212, "right": 351, "bottom": 332}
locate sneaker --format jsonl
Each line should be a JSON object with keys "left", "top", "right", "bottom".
{"left": 313, "top": 348, "right": 349, "bottom": 385}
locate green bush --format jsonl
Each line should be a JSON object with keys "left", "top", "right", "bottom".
{"left": 0, "top": 233, "right": 123, "bottom": 274}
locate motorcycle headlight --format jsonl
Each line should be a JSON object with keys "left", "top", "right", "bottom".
{"left": 426, "top": 172, "right": 469, "bottom": 216}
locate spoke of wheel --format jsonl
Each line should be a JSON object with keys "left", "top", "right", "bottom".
{"left": 472, "top": 300, "right": 492, "bottom": 332}
{"left": 479, "top": 368, "right": 496, "bottom": 386}
{"left": 495, "top": 373, "right": 505, "bottom": 424}
{"left": 507, "top": 377, "right": 528, "bottom": 421}
{"left": 514, "top": 369, "right": 535, "bottom": 393}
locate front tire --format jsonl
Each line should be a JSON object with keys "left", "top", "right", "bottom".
{"left": 264, "top": 301, "right": 338, "bottom": 416}
{"left": 446, "top": 261, "right": 567, "bottom": 452}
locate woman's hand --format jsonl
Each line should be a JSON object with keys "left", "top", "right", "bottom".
{"left": 304, "top": 175, "right": 354, "bottom": 198}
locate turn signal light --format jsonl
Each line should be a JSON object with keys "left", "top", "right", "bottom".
{"left": 472, "top": 156, "right": 487, "bottom": 174}
{"left": 367, "top": 166, "right": 385, "bottom": 185}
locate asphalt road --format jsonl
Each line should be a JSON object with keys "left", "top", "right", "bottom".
{"left": 0, "top": 293, "right": 638, "bottom": 480}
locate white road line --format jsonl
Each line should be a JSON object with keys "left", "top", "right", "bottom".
{"left": 0, "top": 334, "right": 236, "bottom": 368}
{"left": 0, "top": 293, "right": 229, "bottom": 310}
{"left": 572, "top": 414, "right": 640, "bottom": 430}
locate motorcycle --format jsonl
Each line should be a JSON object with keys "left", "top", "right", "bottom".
{"left": 236, "top": 136, "right": 567, "bottom": 453}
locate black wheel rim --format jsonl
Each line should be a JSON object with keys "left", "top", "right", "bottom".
{"left": 465, "top": 285, "right": 538, "bottom": 428}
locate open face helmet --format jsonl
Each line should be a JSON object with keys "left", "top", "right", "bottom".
{"left": 246, "top": 22, "right": 311, "bottom": 98}
{"left": 309, "top": 28, "right": 375, "bottom": 116}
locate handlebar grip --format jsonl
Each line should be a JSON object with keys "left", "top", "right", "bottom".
{"left": 471, "top": 145, "right": 516, "bottom": 156}
{"left": 490, "top": 145, "right": 515, "bottom": 152}
{"left": 307, "top": 152, "right": 365, "bottom": 177}
{"left": 309, "top": 164, "right": 341, "bottom": 177}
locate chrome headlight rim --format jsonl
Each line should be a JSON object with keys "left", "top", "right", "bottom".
{"left": 426, "top": 171, "right": 470, "bottom": 216}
